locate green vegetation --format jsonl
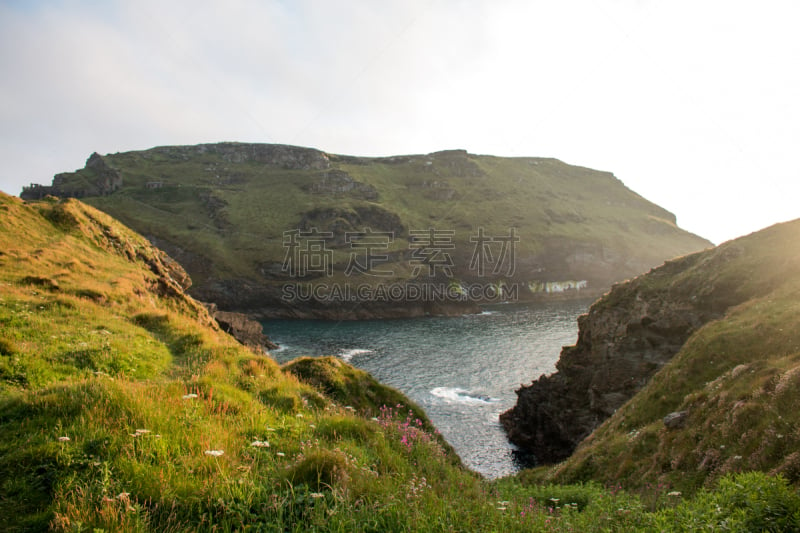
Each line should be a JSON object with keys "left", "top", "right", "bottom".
{"left": 2, "top": 192, "right": 800, "bottom": 531}
{"left": 26, "top": 144, "right": 711, "bottom": 311}
{"left": 520, "top": 219, "right": 800, "bottom": 498}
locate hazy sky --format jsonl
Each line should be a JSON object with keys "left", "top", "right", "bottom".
{"left": 1, "top": 1, "right": 798, "bottom": 245}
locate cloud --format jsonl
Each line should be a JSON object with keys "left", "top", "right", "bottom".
{"left": 1, "top": 1, "right": 799, "bottom": 244}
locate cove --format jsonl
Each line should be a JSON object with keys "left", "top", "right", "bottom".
{"left": 263, "top": 299, "right": 590, "bottom": 478}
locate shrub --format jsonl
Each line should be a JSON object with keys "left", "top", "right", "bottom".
{"left": 656, "top": 472, "right": 800, "bottom": 532}
{"left": 282, "top": 449, "right": 350, "bottom": 491}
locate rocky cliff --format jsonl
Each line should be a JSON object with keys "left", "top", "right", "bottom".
{"left": 22, "top": 152, "right": 123, "bottom": 199}
{"left": 500, "top": 232, "right": 786, "bottom": 464}
{"left": 21, "top": 142, "right": 712, "bottom": 319}
{"left": 205, "top": 303, "right": 279, "bottom": 352}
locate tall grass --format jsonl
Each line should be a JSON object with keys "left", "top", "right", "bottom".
{"left": 2, "top": 192, "right": 800, "bottom": 531}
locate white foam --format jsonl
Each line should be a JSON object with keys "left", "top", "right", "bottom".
{"left": 430, "top": 387, "right": 499, "bottom": 404}
{"left": 338, "top": 348, "right": 373, "bottom": 362}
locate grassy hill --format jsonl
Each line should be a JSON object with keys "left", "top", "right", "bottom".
{"left": 21, "top": 144, "right": 711, "bottom": 317}
{"left": 517, "top": 218, "right": 800, "bottom": 498}
{"left": 2, "top": 192, "right": 800, "bottom": 531}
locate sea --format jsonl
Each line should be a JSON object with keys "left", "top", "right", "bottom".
{"left": 263, "top": 299, "right": 591, "bottom": 479}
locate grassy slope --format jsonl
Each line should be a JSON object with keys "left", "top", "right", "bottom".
{"left": 60, "top": 145, "right": 710, "bottom": 292}
{"left": 520, "top": 219, "right": 800, "bottom": 496}
{"left": 0, "top": 193, "right": 470, "bottom": 531}
{"left": 2, "top": 192, "right": 800, "bottom": 531}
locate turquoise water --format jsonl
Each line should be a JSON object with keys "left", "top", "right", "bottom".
{"left": 263, "top": 299, "right": 590, "bottom": 478}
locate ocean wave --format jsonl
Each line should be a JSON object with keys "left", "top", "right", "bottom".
{"left": 430, "top": 387, "right": 499, "bottom": 404}
{"left": 338, "top": 348, "right": 373, "bottom": 362}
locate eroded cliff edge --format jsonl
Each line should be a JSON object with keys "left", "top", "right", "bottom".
{"left": 500, "top": 230, "right": 788, "bottom": 464}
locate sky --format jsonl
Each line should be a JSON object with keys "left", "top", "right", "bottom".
{"left": 1, "top": 0, "right": 798, "bottom": 245}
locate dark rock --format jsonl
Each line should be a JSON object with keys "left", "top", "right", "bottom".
{"left": 206, "top": 304, "right": 279, "bottom": 353}
{"left": 663, "top": 411, "right": 688, "bottom": 429}
{"left": 500, "top": 250, "right": 747, "bottom": 464}
{"left": 21, "top": 152, "right": 122, "bottom": 200}
{"left": 298, "top": 205, "right": 405, "bottom": 246}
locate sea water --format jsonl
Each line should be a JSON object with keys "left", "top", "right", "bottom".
{"left": 263, "top": 299, "right": 590, "bottom": 478}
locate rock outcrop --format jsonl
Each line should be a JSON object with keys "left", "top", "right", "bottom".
{"left": 500, "top": 244, "right": 753, "bottom": 464}
{"left": 206, "top": 304, "right": 279, "bottom": 353}
{"left": 304, "top": 169, "right": 378, "bottom": 200}
{"left": 170, "top": 142, "right": 332, "bottom": 169}
{"left": 22, "top": 152, "right": 122, "bottom": 200}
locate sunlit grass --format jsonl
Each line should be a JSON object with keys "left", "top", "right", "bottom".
{"left": 3, "top": 192, "right": 800, "bottom": 531}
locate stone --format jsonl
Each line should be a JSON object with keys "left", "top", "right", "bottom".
{"left": 663, "top": 411, "right": 688, "bottom": 429}
{"left": 500, "top": 251, "right": 744, "bottom": 464}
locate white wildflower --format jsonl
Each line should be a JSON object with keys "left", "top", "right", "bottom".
{"left": 250, "top": 440, "right": 270, "bottom": 448}
{"left": 57, "top": 436, "right": 70, "bottom": 442}
{"left": 204, "top": 450, "right": 224, "bottom": 457}
{"left": 182, "top": 393, "right": 198, "bottom": 400}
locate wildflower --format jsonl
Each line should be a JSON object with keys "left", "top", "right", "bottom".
{"left": 116, "top": 492, "right": 130, "bottom": 500}
{"left": 667, "top": 491, "right": 682, "bottom": 497}
{"left": 204, "top": 450, "right": 224, "bottom": 457}
{"left": 310, "top": 492, "right": 325, "bottom": 499}
{"left": 250, "top": 440, "right": 270, "bottom": 448}
{"left": 345, "top": 406, "right": 355, "bottom": 411}
{"left": 182, "top": 393, "right": 198, "bottom": 400}
{"left": 309, "top": 424, "right": 316, "bottom": 429}
{"left": 496, "top": 506, "right": 507, "bottom": 511}
{"left": 276, "top": 452, "right": 285, "bottom": 457}
{"left": 266, "top": 427, "right": 276, "bottom": 432}
{"left": 295, "top": 413, "right": 304, "bottom": 418}
{"left": 57, "top": 436, "right": 70, "bottom": 442}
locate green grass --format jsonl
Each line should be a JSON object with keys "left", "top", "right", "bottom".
{"left": 31, "top": 144, "right": 712, "bottom": 306}
{"left": 2, "top": 191, "right": 800, "bottom": 531}
{"left": 518, "top": 219, "right": 800, "bottom": 499}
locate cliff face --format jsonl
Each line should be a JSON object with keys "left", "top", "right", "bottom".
{"left": 500, "top": 236, "right": 780, "bottom": 464}
{"left": 510, "top": 219, "right": 800, "bottom": 493}
{"left": 21, "top": 143, "right": 712, "bottom": 319}
{"left": 22, "top": 152, "right": 123, "bottom": 199}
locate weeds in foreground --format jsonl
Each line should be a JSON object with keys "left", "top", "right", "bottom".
{"left": 3, "top": 194, "right": 800, "bottom": 531}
